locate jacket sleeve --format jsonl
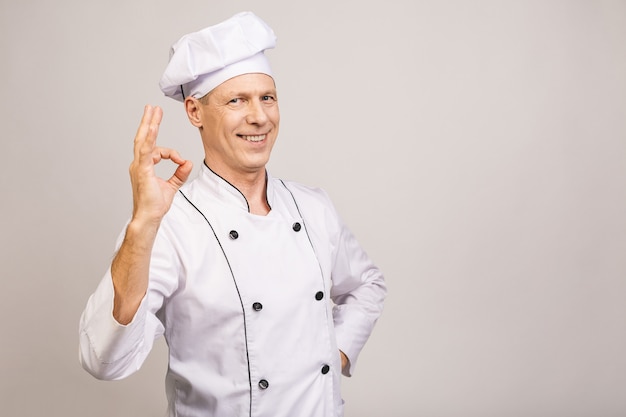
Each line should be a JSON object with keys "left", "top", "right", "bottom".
{"left": 286, "top": 182, "right": 387, "bottom": 377}
{"left": 78, "top": 224, "right": 178, "bottom": 380}
{"left": 329, "top": 216, "right": 386, "bottom": 377}
{"left": 318, "top": 193, "right": 387, "bottom": 377}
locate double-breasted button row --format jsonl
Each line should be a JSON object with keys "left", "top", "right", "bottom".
{"left": 252, "top": 293, "right": 322, "bottom": 312}
{"left": 252, "top": 292, "right": 322, "bottom": 313}
{"left": 228, "top": 223, "right": 301, "bottom": 240}
{"left": 257, "top": 367, "right": 328, "bottom": 391}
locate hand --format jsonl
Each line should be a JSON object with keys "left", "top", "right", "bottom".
{"left": 111, "top": 105, "right": 193, "bottom": 324}
{"left": 340, "top": 350, "right": 349, "bottom": 372}
{"left": 129, "top": 105, "right": 193, "bottom": 226}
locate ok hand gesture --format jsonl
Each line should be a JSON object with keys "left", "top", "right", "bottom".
{"left": 129, "top": 105, "right": 193, "bottom": 226}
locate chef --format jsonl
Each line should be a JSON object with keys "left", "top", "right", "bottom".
{"left": 79, "top": 11, "right": 386, "bottom": 417}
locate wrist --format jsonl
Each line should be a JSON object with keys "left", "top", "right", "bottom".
{"left": 126, "top": 216, "right": 161, "bottom": 243}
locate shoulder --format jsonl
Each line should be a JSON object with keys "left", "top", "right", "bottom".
{"left": 270, "top": 177, "right": 344, "bottom": 233}
{"left": 272, "top": 178, "right": 335, "bottom": 210}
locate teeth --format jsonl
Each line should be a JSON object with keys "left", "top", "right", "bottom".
{"left": 241, "top": 134, "right": 266, "bottom": 142}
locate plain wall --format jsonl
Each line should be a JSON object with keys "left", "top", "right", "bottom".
{"left": 1, "top": 1, "right": 625, "bottom": 416}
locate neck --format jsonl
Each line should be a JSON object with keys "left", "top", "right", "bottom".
{"left": 204, "top": 160, "right": 270, "bottom": 215}
{"left": 234, "top": 174, "right": 270, "bottom": 215}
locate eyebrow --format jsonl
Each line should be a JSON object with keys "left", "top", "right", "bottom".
{"left": 222, "top": 88, "right": 277, "bottom": 98}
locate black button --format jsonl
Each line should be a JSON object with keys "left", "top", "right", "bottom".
{"left": 229, "top": 230, "right": 239, "bottom": 240}
{"left": 252, "top": 302, "right": 263, "bottom": 311}
{"left": 315, "top": 291, "right": 324, "bottom": 301}
{"left": 292, "top": 222, "right": 302, "bottom": 232}
{"left": 321, "top": 364, "right": 330, "bottom": 374}
{"left": 258, "top": 379, "right": 269, "bottom": 389}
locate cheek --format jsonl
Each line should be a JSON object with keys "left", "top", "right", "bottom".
{"left": 270, "top": 107, "right": 280, "bottom": 125}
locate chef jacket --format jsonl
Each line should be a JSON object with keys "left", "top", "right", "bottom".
{"left": 79, "top": 163, "right": 386, "bottom": 417}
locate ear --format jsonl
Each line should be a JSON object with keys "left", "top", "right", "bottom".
{"left": 185, "top": 97, "right": 203, "bottom": 128}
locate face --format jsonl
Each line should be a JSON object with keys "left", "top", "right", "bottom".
{"left": 190, "top": 73, "right": 280, "bottom": 182}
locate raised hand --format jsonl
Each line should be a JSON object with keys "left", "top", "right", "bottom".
{"left": 129, "top": 105, "right": 193, "bottom": 226}
{"left": 111, "top": 105, "right": 193, "bottom": 324}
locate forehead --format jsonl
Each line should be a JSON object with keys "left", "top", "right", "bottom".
{"left": 211, "top": 73, "right": 276, "bottom": 98}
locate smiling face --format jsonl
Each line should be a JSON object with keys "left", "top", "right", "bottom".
{"left": 187, "top": 73, "right": 280, "bottom": 183}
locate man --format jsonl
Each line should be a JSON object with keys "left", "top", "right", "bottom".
{"left": 79, "top": 11, "right": 386, "bottom": 417}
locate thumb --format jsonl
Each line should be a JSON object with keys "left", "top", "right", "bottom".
{"left": 169, "top": 160, "right": 193, "bottom": 189}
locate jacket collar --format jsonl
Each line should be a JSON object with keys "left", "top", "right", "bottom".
{"left": 197, "top": 162, "right": 274, "bottom": 213}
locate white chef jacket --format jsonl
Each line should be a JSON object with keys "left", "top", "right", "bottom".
{"left": 79, "top": 163, "right": 386, "bottom": 417}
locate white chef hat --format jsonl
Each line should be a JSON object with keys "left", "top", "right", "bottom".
{"left": 159, "top": 11, "right": 277, "bottom": 102}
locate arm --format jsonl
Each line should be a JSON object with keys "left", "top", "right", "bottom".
{"left": 79, "top": 105, "right": 192, "bottom": 378}
{"left": 330, "top": 216, "right": 387, "bottom": 377}
{"left": 283, "top": 183, "right": 386, "bottom": 377}
{"left": 112, "top": 105, "right": 192, "bottom": 324}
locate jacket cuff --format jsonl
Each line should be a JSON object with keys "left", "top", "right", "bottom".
{"left": 80, "top": 269, "right": 148, "bottom": 366}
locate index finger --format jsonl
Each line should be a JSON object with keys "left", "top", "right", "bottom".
{"left": 134, "top": 105, "right": 163, "bottom": 158}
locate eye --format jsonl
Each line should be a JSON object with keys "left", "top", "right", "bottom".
{"left": 262, "top": 95, "right": 275, "bottom": 102}
{"left": 229, "top": 98, "right": 240, "bottom": 104}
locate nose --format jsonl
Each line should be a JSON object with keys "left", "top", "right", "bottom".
{"left": 245, "top": 99, "right": 269, "bottom": 125}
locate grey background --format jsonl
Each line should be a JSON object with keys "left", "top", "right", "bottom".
{"left": 1, "top": 1, "right": 625, "bottom": 416}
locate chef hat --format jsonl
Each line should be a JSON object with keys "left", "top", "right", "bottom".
{"left": 159, "top": 11, "right": 277, "bottom": 102}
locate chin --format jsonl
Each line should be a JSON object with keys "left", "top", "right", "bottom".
{"left": 243, "top": 155, "right": 271, "bottom": 170}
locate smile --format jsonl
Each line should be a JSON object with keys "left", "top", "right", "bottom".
{"left": 239, "top": 134, "right": 266, "bottom": 142}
